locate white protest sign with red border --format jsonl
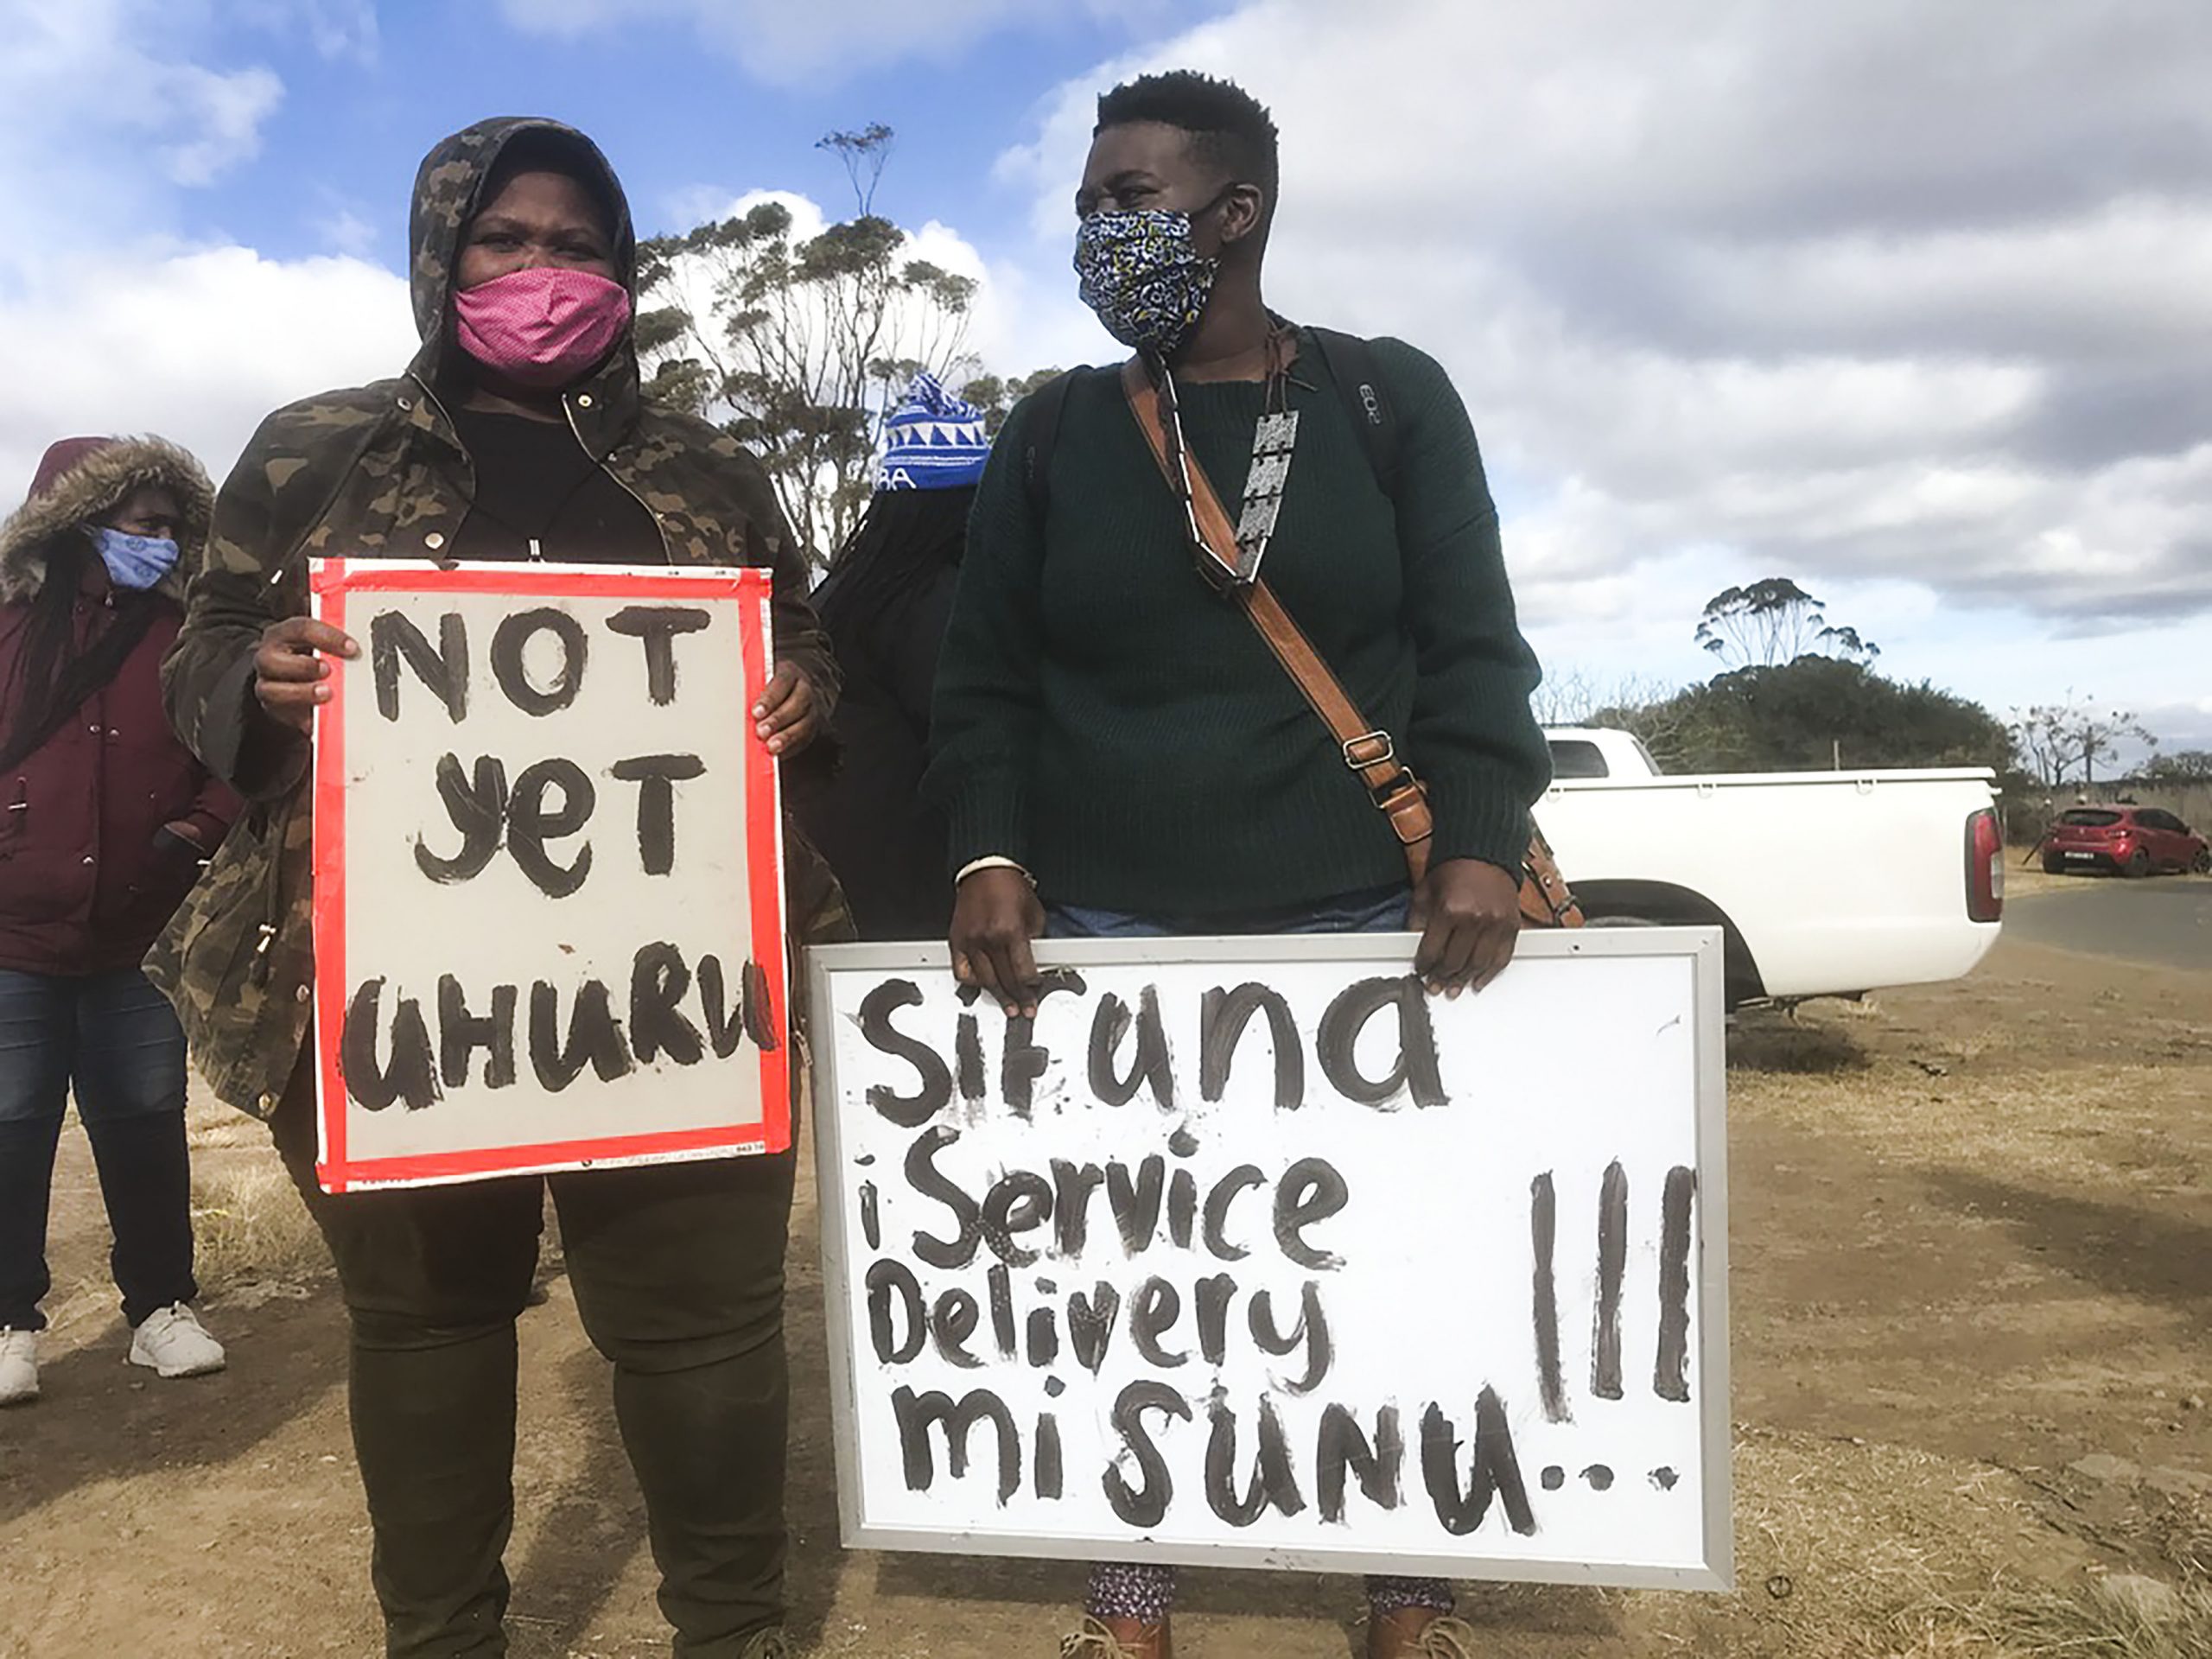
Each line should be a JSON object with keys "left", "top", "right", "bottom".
{"left": 310, "top": 559, "right": 787, "bottom": 1192}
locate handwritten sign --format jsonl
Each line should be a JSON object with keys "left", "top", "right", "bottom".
{"left": 809, "top": 931, "right": 1729, "bottom": 1588}
{"left": 311, "top": 560, "right": 787, "bottom": 1192}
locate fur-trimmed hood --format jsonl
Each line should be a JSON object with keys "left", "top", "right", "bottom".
{"left": 0, "top": 435, "right": 215, "bottom": 606}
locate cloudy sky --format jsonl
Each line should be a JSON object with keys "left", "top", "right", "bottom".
{"left": 4, "top": 0, "right": 2208, "bottom": 757}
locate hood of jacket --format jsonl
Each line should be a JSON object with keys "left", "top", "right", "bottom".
{"left": 406, "top": 116, "right": 641, "bottom": 415}
{"left": 0, "top": 435, "right": 214, "bottom": 606}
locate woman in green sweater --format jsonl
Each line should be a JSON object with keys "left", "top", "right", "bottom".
{"left": 925, "top": 72, "right": 1551, "bottom": 1659}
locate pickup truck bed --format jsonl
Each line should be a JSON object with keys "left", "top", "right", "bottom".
{"left": 1535, "top": 736, "right": 2002, "bottom": 1003}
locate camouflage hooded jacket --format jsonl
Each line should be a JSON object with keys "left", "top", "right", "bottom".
{"left": 149, "top": 118, "right": 839, "bottom": 1117}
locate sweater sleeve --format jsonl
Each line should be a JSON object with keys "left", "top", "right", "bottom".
{"left": 1375, "top": 339, "right": 1552, "bottom": 872}
{"left": 921, "top": 397, "right": 1047, "bottom": 873}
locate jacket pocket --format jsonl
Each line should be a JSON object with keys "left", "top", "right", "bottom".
{"left": 154, "top": 804, "right": 273, "bottom": 1008}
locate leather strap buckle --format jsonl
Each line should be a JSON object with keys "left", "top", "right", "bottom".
{"left": 1344, "top": 730, "right": 1396, "bottom": 771}
{"left": 1371, "top": 766, "right": 1425, "bottom": 809}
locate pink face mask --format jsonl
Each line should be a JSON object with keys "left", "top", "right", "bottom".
{"left": 452, "top": 266, "right": 632, "bottom": 391}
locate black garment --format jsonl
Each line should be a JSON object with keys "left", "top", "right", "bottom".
{"left": 792, "top": 562, "right": 959, "bottom": 941}
{"left": 270, "top": 1066, "right": 795, "bottom": 1658}
{"left": 448, "top": 408, "right": 663, "bottom": 565}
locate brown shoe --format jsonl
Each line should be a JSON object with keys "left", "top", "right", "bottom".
{"left": 1369, "top": 1608, "right": 1478, "bottom": 1658}
{"left": 1061, "top": 1613, "right": 1172, "bottom": 1659}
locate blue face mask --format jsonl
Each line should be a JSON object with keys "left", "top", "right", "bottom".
{"left": 92, "top": 526, "right": 181, "bottom": 591}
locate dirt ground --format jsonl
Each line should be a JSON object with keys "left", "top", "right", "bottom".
{"left": 3, "top": 898, "right": 2209, "bottom": 1658}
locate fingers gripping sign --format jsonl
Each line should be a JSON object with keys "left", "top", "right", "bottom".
{"left": 753, "top": 661, "right": 822, "bottom": 756}
{"left": 949, "top": 867, "right": 1046, "bottom": 1019}
{"left": 257, "top": 616, "right": 361, "bottom": 730}
{"left": 1409, "top": 857, "right": 1522, "bottom": 999}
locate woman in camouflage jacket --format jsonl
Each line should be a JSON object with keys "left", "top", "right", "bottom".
{"left": 151, "top": 118, "right": 835, "bottom": 1659}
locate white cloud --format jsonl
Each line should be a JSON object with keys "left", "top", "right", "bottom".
{"left": 236, "top": 0, "right": 381, "bottom": 63}
{"left": 159, "top": 62, "right": 286, "bottom": 187}
{"left": 314, "top": 202, "right": 381, "bottom": 259}
{"left": 981, "top": 0, "right": 2212, "bottom": 738}
{"left": 0, "top": 246, "right": 415, "bottom": 506}
{"left": 0, "top": 3, "right": 415, "bottom": 509}
{"left": 496, "top": 0, "right": 1170, "bottom": 84}
{"left": 0, "top": 1, "right": 287, "bottom": 252}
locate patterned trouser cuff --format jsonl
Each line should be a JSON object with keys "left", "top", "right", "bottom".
{"left": 1085, "top": 1562, "right": 1175, "bottom": 1623}
{"left": 1365, "top": 1575, "right": 1456, "bottom": 1614}
{"left": 1084, "top": 1564, "right": 1453, "bottom": 1622}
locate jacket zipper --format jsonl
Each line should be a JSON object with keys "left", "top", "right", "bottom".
{"left": 416, "top": 377, "right": 474, "bottom": 567}
{"left": 248, "top": 796, "right": 291, "bottom": 987}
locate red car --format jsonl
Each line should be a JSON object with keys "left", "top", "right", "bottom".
{"left": 2043, "top": 805, "right": 2211, "bottom": 876}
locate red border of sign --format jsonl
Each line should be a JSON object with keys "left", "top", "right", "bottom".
{"left": 309, "top": 560, "right": 790, "bottom": 1192}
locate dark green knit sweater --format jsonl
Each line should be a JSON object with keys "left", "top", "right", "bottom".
{"left": 924, "top": 331, "right": 1550, "bottom": 915}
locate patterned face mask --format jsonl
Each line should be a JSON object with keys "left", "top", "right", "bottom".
{"left": 91, "top": 526, "right": 181, "bottom": 591}
{"left": 1073, "top": 203, "right": 1223, "bottom": 355}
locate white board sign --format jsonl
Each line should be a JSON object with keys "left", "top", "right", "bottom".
{"left": 311, "top": 560, "right": 789, "bottom": 1192}
{"left": 810, "top": 930, "right": 1730, "bottom": 1589}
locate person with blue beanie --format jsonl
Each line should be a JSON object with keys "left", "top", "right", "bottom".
{"left": 794, "top": 372, "right": 988, "bottom": 939}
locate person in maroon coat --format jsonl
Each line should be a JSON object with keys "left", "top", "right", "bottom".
{"left": 0, "top": 436, "right": 240, "bottom": 1407}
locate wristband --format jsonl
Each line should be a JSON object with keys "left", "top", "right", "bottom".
{"left": 957, "top": 855, "right": 1035, "bottom": 889}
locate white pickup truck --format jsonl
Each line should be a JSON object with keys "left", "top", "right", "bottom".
{"left": 1535, "top": 728, "right": 2005, "bottom": 1005}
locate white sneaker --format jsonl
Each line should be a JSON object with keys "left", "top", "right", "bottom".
{"left": 0, "top": 1328, "right": 35, "bottom": 1406}
{"left": 127, "top": 1304, "right": 226, "bottom": 1379}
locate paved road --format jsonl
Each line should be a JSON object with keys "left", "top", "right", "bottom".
{"left": 2004, "top": 875, "right": 2212, "bottom": 972}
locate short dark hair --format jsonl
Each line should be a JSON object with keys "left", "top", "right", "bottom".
{"left": 1095, "top": 71, "right": 1280, "bottom": 231}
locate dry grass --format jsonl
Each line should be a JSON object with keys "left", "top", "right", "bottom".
{"left": 1907, "top": 1576, "right": 2212, "bottom": 1659}
{"left": 188, "top": 1159, "right": 328, "bottom": 1294}
{"left": 1688, "top": 956, "right": 2212, "bottom": 1658}
{"left": 1602, "top": 1434, "right": 2212, "bottom": 1658}
{"left": 181, "top": 1086, "right": 567, "bottom": 1296}
{"left": 183, "top": 1088, "right": 330, "bottom": 1295}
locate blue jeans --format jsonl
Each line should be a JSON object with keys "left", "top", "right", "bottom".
{"left": 0, "top": 966, "right": 196, "bottom": 1331}
{"left": 1047, "top": 882, "right": 1411, "bottom": 940}
{"left": 1047, "top": 886, "right": 1453, "bottom": 1623}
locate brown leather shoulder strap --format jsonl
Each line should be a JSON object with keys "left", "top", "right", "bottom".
{"left": 1119, "top": 359, "right": 1435, "bottom": 881}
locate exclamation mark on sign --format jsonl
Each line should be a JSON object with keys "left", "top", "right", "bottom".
{"left": 1591, "top": 1160, "right": 1628, "bottom": 1400}
{"left": 1530, "top": 1173, "right": 1571, "bottom": 1423}
{"left": 1535, "top": 1161, "right": 1700, "bottom": 1412}
{"left": 1654, "top": 1166, "right": 1696, "bottom": 1402}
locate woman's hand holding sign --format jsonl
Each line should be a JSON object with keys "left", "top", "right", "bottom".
{"left": 255, "top": 616, "right": 360, "bottom": 731}
{"left": 1409, "top": 857, "right": 1521, "bottom": 998}
{"left": 950, "top": 867, "right": 1047, "bottom": 1019}
{"left": 753, "top": 661, "right": 822, "bottom": 755}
